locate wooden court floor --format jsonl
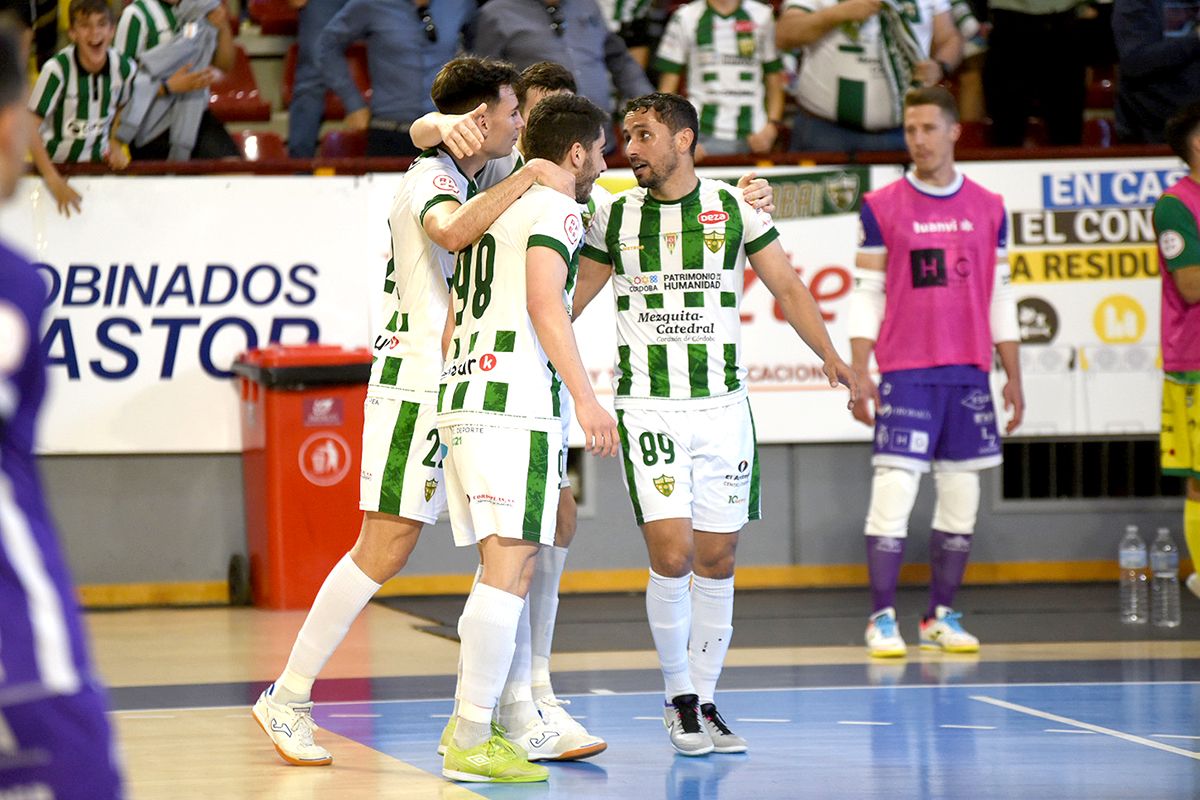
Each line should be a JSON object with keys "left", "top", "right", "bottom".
{"left": 91, "top": 589, "right": 1200, "bottom": 800}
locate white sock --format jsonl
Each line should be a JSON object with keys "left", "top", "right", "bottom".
{"left": 271, "top": 553, "right": 381, "bottom": 705}
{"left": 450, "top": 564, "right": 484, "bottom": 720}
{"left": 454, "top": 583, "right": 524, "bottom": 748}
{"left": 689, "top": 574, "right": 735, "bottom": 706}
{"left": 529, "top": 545, "right": 567, "bottom": 690}
{"left": 646, "top": 569, "right": 695, "bottom": 701}
{"left": 498, "top": 592, "right": 539, "bottom": 731}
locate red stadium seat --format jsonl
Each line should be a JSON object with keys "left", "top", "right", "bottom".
{"left": 281, "top": 42, "right": 371, "bottom": 122}
{"left": 318, "top": 129, "right": 368, "bottom": 158}
{"left": 247, "top": 0, "right": 298, "bottom": 36}
{"left": 1086, "top": 65, "right": 1117, "bottom": 111}
{"left": 957, "top": 120, "right": 990, "bottom": 148}
{"left": 209, "top": 45, "right": 272, "bottom": 122}
{"left": 1082, "top": 117, "right": 1115, "bottom": 148}
{"left": 231, "top": 130, "right": 288, "bottom": 161}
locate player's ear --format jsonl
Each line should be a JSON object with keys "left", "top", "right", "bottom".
{"left": 569, "top": 141, "right": 585, "bottom": 169}
{"left": 676, "top": 126, "right": 695, "bottom": 156}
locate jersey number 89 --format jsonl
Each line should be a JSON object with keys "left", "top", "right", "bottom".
{"left": 452, "top": 234, "right": 497, "bottom": 324}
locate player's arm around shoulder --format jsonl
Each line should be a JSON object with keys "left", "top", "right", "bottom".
{"left": 1156, "top": 194, "right": 1200, "bottom": 304}
{"left": 573, "top": 198, "right": 616, "bottom": 319}
{"left": 750, "top": 237, "right": 857, "bottom": 406}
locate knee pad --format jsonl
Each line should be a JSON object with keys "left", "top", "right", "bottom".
{"left": 932, "top": 471, "right": 981, "bottom": 534}
{"left": 864, "top": 467, "right": 921, "bottom": 538}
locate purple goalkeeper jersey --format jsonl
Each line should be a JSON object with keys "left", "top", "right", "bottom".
{"left": 0, "top": 240, "right": 93, "bottom": 706}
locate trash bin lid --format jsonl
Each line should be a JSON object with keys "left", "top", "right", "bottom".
{"left": 232, "top": 343, "right": 373, "bottom": 389}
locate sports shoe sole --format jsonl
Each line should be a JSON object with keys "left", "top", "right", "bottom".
{"left": 251, "top": 707, "right": 333, "bottom": 767}
{"left": 527, "top": 740, "right": 608, "bottom": 761}
{"left": 712, "top": 742, "right": 748, "bottom": 754}
{"left": 919, "top": 639, "right": 979, "bottom": 654}
{"left": 441, "top": 768, "right": 548, "bottom": 783}
{"left": 868, "top": 644, "right": 908, "bottom": 658}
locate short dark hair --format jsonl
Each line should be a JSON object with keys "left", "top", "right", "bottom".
{"left": 523, "top": 93, "right": 608, "bottom": 164}
{"left": 68, "top": 0, "right": 113, "bottom": 25}
{"left": 624, "top": 92, "right": 698, "bottom": 155}
{"left": 516, "top": 61, "right": 576, "bottom": 108}
{"left": 0, "top": 27, "right": 22, "bottom": 107}
{"left": 430, "top": 56, "right": 520, "bottom": 115}
{"left": 1166, "top": 102, "right": 1200, "bottom": 166}
{"left": 903, "top": 85, "right": 959, "bottom": 123}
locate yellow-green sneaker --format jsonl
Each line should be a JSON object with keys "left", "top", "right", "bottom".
{"left": 437, "top": 718, "right": 514, "bottom": 756}
{"left": 442, "top": 733, "right": 549, "bottom": 783}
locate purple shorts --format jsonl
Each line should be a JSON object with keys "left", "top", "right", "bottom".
{"left": 0, "top": 685, "right": 124, "bottom": 800}
{"left": 872, "top": 366, "right": 1002, "bottom": 473}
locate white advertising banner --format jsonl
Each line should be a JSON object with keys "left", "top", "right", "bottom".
{"left": 0, "top": 175, "right": 376, "bottom": 453}
{"left": 3, "top": 159, "right": 1175, "bottom": 453}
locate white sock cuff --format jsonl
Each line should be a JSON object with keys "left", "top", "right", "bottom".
{"left": 691, "top": 573, "right": 734, "bottom": 598}
{"left": 339, "top": 552, "right": 384, "bottom": 598}
{"left": 648, "top": 569, "right": 691, "bottom": 601}
{"left": 466, "top": 583, "right": 526, "bottom": 623}
{"left": 540, "top": 545, "right": 569, "bottom": 572}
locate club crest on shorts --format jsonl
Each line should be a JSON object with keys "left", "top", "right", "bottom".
{"left": 703, "top": 229, "right": 725, "bottom": 253}
{"left": 653, "top": 474, "right": 675, "bottom": 497}
{"left": 424, "top": 478, "right": 438, "bottom": 502}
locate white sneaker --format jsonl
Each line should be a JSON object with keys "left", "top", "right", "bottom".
{"left": 504, "top": 710, "right": 607, "bottom": 761}
{"left": 865, "top": 607, "right": 907, "bottom": 658}
{"left": 1187, "top": 573, "right": 1200, "bottom": 600}
{"left": 919, "top": 605, "right": 980, "bottom": 653}
{"left": 252, "top": 686, "right": 333, "bottom": 766}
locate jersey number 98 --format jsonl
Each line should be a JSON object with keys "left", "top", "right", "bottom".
{"left": 453, "top": 234, "right": 497, "bottom": 324}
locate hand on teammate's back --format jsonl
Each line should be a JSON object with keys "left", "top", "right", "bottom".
{"left": 576, "top": 400, "right": 619, "bottom": 458}
{"left": 736, "top": 172, "right": 775, "bottom": 215}
{"left": 525, "top": 158, "right": 576, "bottom": 198}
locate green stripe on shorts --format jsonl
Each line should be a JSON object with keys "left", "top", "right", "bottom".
{"left": 616, "top": 410, "right": 644, "bottom": 525}
{"left": 748, "top": 402, "right": 761, "bottom": 521}
{"left": 522, "top": 430, "right": 549, "bottom": 540}
{"left": 378, "top": 400, "right": 420, "bottom": 515}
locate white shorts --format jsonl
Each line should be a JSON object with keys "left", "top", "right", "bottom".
{"left": 359, "top": 390, "right": 447, "bottom": 523}
{"left": 440, "top": 422, "right": 562, "bottom": 547}
{"left": 615, "top": 399, "right": 760, "bottom": 533}
{"left": 559, "top": 388, "right": 572, "bottom": 490}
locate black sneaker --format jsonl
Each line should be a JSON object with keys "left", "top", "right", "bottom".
{"left": 663, "top": 693, "right": 714, "bottom": 756}
{"left": 700, "top": 702, "right": 748, "bottom": 753}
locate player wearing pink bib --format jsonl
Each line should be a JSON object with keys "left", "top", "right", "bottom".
{"left": 1155, "top": 101, "right": 1200, "bottom": 600}
{"left": 847, "top": 86, "right": 1024, "bottom": 658}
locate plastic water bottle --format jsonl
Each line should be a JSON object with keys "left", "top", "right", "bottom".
{"left": 1118, "top": 525, "right": 1149, "bottom": 624}
{"left": 1151, "top": 527, "right": 1182, "bottom": 628}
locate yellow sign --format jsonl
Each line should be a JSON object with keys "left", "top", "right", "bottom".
{"left": 1092, "top": 295, "right": 1146, "bottom": 343}
{"left": 1010, "top": 246, "right": 1158, "bottom": 283}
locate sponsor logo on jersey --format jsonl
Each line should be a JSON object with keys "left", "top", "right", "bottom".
{"left": 620, "top": 241, "right": 645, "bottom": 252}
{"left": 424, "top": 479, "right": 438, "bottom": 502}
{"left": 960, "top": 389, "right": 991, "bottom": 411}
{"left": 664, "top": 232, "right": 679, "bottom": 253}
{"left": 564, "top": 213, "right": 582, "bottom": 247}
{"left": 910, "top": 248, "right": 947, "bottom": 287}
{"left": 738, "top": 460, "right": 749, "bottom": 473}
{"left": 1160, "top": 229, "right": 1186, "bottom": 260}
{"left": 433, "top": 173, "right": 459, "bottom": 193}
{"left": 471, "top": 493, "right": 515, "bottom": 508}
{"left": 704, "top": 229, "right": 725, "bottom": 253}
{"left": 698, "top": 210, "right": 729, "bottom": 225}
{"left": 653, "top": 474, "right": 675, "bottom": 497}
{"left": 479, "top": 353, "right": 498, "bottom": 371}
{"left": 734, "top": 19, "right": 755, "bottom": 33}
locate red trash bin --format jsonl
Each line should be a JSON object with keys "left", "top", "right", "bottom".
{"left": 233, "top": 343, "right": 373, "bottom": 610}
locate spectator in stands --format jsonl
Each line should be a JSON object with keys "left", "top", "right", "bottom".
{"left": 983, "top": 0, "right": 1085, "bottom": 146}
{"left": 116, "top": 0, "right": 240, "bottom": 159}
{"left": 655, "top": 0, "right": 785, "bottom": 158}
{"left": 597, "top": 0, "right": 662, "bottom": 67}
{"left": 28, "top": 0, "right": 136, "bottom": 217}
{"left": 1113, "top": 0, "right": 1200, "bottom": 144}
{"left": 466, "top": 0, "right": 653, "bottom": 129}
{"left": 776, "top": 0, "right": 962, "bottom": 152}
{"left": 317, "top": 0, "right": 475, "bottom": 158}
{"left": 286, "top": 0, "right": 347, "bottom": 157}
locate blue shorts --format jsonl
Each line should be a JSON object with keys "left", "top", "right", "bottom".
{"left": 0, "top": 685, "right": 124, "bottom": 800}
{"left": 872, "top": 366, "right": 1002, "bottom": 473}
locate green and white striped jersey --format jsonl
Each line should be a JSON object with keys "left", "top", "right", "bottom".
{"left": 581, "top": 178, "right": 778, "bottom": 410}
{"left": 116, "top": 0, "right": 179, "bottom": 60}
{"left": 655, "top": 0, "right": 783, "bottom": 142}
{"left": 783, "top": 0, "right": 947, "bottom": 131}
{"left": 370, "top": 147, "right": 517, "bottom": 400}
{"left": 597, "top": 0, "right": 653, "bottom": 32}
{"left": 438, "top": 184, "right": 584, "bottom": 432}
{"left": 29, "top": 46, "right": 138, "bottom": 163}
